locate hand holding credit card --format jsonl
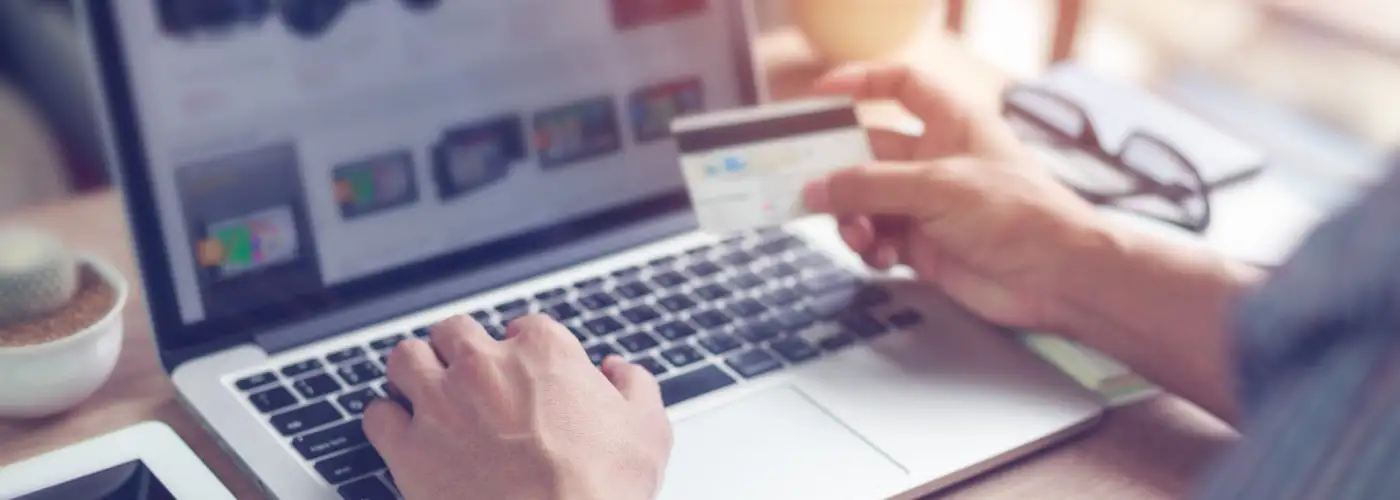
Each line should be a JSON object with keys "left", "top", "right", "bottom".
{"left": 671, "top": 97, "right": 873, "bottom": 235}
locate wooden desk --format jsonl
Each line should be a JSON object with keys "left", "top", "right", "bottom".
{"left": 0, "top": 24, "right": 1236, "bottom": 500}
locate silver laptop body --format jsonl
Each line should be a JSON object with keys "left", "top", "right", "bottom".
{"left": 78, "top": 1, "right": 1103, "bottom": 498}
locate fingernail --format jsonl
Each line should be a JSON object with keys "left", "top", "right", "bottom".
{"left": 599, "top": 355, "right": 626, "bottom": 373}
{"left": 802, "top": 177, "right": 832, "bottom": 212}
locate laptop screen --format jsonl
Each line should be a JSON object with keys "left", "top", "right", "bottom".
{"left": 89, "top": 0, "right": 757, "bottom": 349}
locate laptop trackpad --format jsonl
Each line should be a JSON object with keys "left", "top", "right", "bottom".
{"left": 656, "top": 385, "right": 907, "bottom": 500}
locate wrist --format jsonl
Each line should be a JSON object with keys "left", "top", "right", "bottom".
{"left": 558, "top": 463, "right": 660, "bottom": 500}
{"left": 1035, "top": 211, "right": 1265, "bottom": 340}
{"left": 1033, "top": 213, "right": 1138, "bottom": 338}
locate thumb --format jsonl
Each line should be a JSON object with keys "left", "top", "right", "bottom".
{"left": 804, "top": 161, "right": 966, "bottom": 218}
{"left": 363, "top": 399, "right": 412, "bottom": 460}
{"left": 601, "top": 355, "right": 663, "bottom": 408}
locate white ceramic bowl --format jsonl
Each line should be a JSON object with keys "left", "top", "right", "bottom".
{"left": 0, "top": 254, "right": 128, "bottom": 419}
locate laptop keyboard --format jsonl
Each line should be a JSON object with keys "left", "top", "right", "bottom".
{"left": 229, "top": 228, "right": 925, "bottom": 499}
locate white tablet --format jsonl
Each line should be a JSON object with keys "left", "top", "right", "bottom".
{"left": 0, "top": 421, "right": 236, "bottom": 500}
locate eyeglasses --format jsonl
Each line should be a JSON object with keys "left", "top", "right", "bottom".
{"left": 1001, "top": 85, "right": 1213, "bottom": 234}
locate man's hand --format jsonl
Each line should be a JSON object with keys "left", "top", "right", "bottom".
{"left": 803, "top": 62, "right": 1103, "bottom": 332}
{"left": 805, "top": 63, "right": 1260, "bottom": 424}
{"left": 363, "top": 315, "right": 673, "bottom": 500}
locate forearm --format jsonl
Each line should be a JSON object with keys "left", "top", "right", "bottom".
{"left": 1048, "top": 218, "right": 1265, "bottom": 425}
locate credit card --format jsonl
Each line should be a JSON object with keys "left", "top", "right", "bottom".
{"left": 671, "top": 97, "right": 873, "bottom": 235}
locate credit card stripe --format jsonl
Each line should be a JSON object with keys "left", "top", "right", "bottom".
{"left": 674, "top": 107, "right": 859, "bottom": 154}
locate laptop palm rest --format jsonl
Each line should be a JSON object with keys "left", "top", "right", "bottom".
{"left": 657, "top": 385, "right": 907, "bottom": 500}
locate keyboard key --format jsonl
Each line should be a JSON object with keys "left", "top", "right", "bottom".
{"left": 691, "top": 309, "right": 733, "bottom": 330}
{"left": 280, "top": 359, "right": 322, "bottom": 378}
{"left": 808, "top": 269, "right": 858, "bottom": 291}
{"left": 839, "top": 311, "right": 888, "bottom": 338}
{"left": 729, "top": 272, "right": 765, "bottom": 290}
{"left": 889, "top": 309, "right": 925, "bottom": 328}
{"left": 726, "top": 349, "right": 783, "bottom": 379}
{"left": 543, "top": 301, "right": 582, "bottom": 321}
{"left": 774, "top": 308, "right": 816, "bottom": 331}
{"left": 535, "top": 288, "right": 568, "bottom": 301}
{"left": 573, "top": 277, "right": 606, "bottom": 291}
{"left": 585, "top": 343, "right": 618, "bottom": 365}
{"left": 693, "top": 283, "right": 731, "bottom": 301}
{"left": 235, "top": 372, "right": 276, "bottom": 391}
{"left": 248, "top": 386, "right": 296, "bottom": 413}
{"left": 660, "top": 364, "right": 736, "bottom": 406}
{"left": 583, "top": 316, "right": 626, "bottom": 337}
{"left": 726, "top": 298, "right": 768, "bottom": 318}
{"left": 337, "top": 475, "right": 395, "bottom": 500}
{"left": 760, "top": 262, "right": 801, "bottom": 280}
{"left": 634, "top": 355, "right": 668, "bottom": 376}
{"left": 655, "top": 320, "right": 698, "bottom": 341}
{"left": 499, "top": 308, "right": 529, "bottom": 325}
{"left": 612, "top": 266, "right": 642, "bottom": 278}
{"left": 809, "top": 292, "right": 854, "bottom": 318}
{"left": 621, "top": 305, "right": 662, "bottom": 325}
{"left": 314, "top": 445, "right": 385, "bottom": 485}
{"left": 369, "top": 334, "right": 406, "bottom": 352}
{"left": 616, "top": 281, "right": 653, "bottom": 299}
{"left": 855, "top": 286, "right": 893, "bottom": 307}
{"left": 686, "top": 261, "right": 723, "bottom": 278}
{"left": 648, "top": 255, "right": 679, "bottom": 268}
{"left": 698, "top": 333, "right": 743, "bottom": 355}
{"left": 495, "top": 299, "right": 530, "bottom": 315}
{"left": 412, "top": 327, "right": 431, "bottom": 338}
{"left": 470, "top": 310, "right": 493, "bottom": 323}
{"left": 271, "top": 401, "right": 343, "bottom": 436}
{"left": 793, "top": 251, "right": 835, "bottom": 269}
{"left": 756, "top": 235, "right": 800, "bottom": 255}
{"left": 720, "top": 234, "right": 748, "bottom": 248}
{"left": 293, "top": 373, "right": 342, "bottom": 400}
{"left": 484, "top": 325, "right": 507, "bottom": 341}
{"left": 652, "top": 271, "right": 689, "bottom": 288}
{"left": 657, "top": 294, "right": 697, "bottom": 313}
{"left": 292, "top": 420, "right": 368, "bottom": 460}
{"left": 721, "top": 250, "right": 755, "bottom": 266}
{"left": 578, "top": 292, "right": 618, "bottom": 311}
{"left": 819, "top": 332, "right": 857, "bottom": 351}
{"left": 327, "top": 347, "right": 365, "bottom": 364}
{"left": 761, "top": 287, "right": 802, "bottom": 307}
{"left": 618, "top": 332, "right": 661, "bottom": 353}
{"left": 566, "top": 325, "right": 589, "bottom": 343}
{"left": 337, "top": 361, "right": 384, "bottom": 387}
{"left": 737, "top": 318, "right": 782, "bottom": 343}
{"left": 337, "top": 388, "right": 379, "bottom": 415}
{"left": 686, "top": 244, "right": 713, "bottom": 256}
{"left": 771, "top": 336, "right": 820, "bottom": 363}
{"left": 661, "top": 345, "right": 705, "bottom": 368}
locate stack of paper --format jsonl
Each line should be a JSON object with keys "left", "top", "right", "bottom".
{"left": 1018, "top": 332, "right": 1160, "bottom": 406}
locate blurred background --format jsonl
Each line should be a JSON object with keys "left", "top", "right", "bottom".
{"left": 2, "top": 0, "right": 1396, "bottom": 215}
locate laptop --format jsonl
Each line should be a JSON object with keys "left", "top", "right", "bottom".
{"left": 77, "top": 1, "right": 1104, "bottom": 499}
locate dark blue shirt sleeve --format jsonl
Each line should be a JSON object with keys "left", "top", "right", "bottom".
{"left": 1195, "top": 165, "right": 1400, "bottom": 499}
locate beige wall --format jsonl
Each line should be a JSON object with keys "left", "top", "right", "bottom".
{"left": 0, "top": 81, "right": 68, "bottom": 215}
